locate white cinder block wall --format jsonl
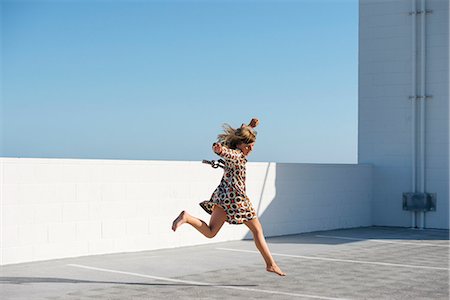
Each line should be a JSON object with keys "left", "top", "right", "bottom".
{"left": 0, "top": 158, "right": 372, "bottom": 265}
{"left": 359, "top": 0, "right": 449, "bottom": 228}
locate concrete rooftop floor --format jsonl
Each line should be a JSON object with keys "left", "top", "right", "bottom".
{"left": 1, "top": 226, "right": 449, "bottom": 300}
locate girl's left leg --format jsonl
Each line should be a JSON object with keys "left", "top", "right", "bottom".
{"left": 172, "top": 206, "right": 227, "bottom": 238}
{"left": 244, "top": 218, "right": 286, "bottom": 276}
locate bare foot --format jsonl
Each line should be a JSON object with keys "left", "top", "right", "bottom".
{"left": 266, "top": 264, "right": 286, "bottom": 276}
{"left": 172, "top": 211, "right": 188, "bottom": 232}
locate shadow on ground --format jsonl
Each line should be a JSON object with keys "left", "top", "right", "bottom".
{"left": 260, "top": 227, "right": 450, "bottom": 246}
{"left": 0, "top": 277, "right": 258, "bottom": 287}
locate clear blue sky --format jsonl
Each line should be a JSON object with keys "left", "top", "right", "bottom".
{"left": 1, "top": 0, "right": 358, "bottom": 163}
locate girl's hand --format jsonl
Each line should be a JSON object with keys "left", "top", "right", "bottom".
{"left": 212, "top": 143, "right": 222, "bottom": 154}
{"left": 249, "top": 118, "right": 259, "bottom": 128}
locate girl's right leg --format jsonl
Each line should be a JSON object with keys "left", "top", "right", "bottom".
{"left": 172, "top": 205, "right": 227, "bottom": 238}
{"left": 244, "top": 218, "right": 286, "bottom": 276}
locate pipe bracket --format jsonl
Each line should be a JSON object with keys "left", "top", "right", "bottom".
{"left": 408, "top": 95, "right": 433, "bottom": 100}
{"left": 408, "top": 10, "right": 433, "bottom": 16}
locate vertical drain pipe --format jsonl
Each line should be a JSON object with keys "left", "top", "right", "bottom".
{"left": 410, "top": 0, "right": 417, "bottom": 228}
{"left": 418, "top": 0, "right": 427, "bottom": 229}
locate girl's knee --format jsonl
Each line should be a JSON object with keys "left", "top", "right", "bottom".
{"left": 252, "top": 228, "right": 264, "bottom": 237}
{"left": 245, "top": 219, "right": 263, "bottom": 234}
{"left": 206, "top": 231, "right": 218, "bottom": 239}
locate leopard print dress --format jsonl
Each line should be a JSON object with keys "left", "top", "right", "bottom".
{"left": 200, "top": 146, "right": 257, "bottom": 225}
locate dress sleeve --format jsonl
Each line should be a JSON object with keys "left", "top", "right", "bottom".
{"left": 217, "top": 146, "right": 243, "bottom": 163}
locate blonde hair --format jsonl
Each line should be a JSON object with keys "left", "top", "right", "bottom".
{"left": 217, "top": 123, "right": 257, "bottom": 149}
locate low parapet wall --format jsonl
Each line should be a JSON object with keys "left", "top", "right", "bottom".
{"left": 0, "top": 158, "right": 372, "bottom": 265}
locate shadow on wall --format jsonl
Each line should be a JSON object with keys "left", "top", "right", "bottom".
{"left": 242, "top": 162, "right": 449, "bottom": 245}
{"left": 243, "top": 162, "right": 374, "bottom": 243}
{"left": 244, "top": 162, "right": 316, "bottom": 241}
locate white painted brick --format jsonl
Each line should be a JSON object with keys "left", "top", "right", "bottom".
{"left": 99, "top": 201, "right": 136, "bottom": 219}
{"left": 113, "top": 237, "right": 138, "bottom": 253}
{"left": 429, "top": 0, "right": 450, "bottom": 11}
{"left": 18, "top": 224, "right": 48, "bottom": 245}
{"left": 48, "top": 222, "right": 76, "bottom": 243}
{"left": 34, "top": 203, "right": 63, "bottom": 223}
{"left": 359, "top": 36, "right": 410, "bottom": 52}
{"left": 126, "top": 183, "right": 167, "bottom": 201}
{"left": 426, "top": 46, "right": 449, "bottom": 62}
{"left": 167, "top": 182, "right": 191, "bottom": 200}
{"left": 427, "top": 140, "right": 449, "bottom": 157}
{"left": 16, "top": 205, "right": 36, "bottom": 225}
{"left": 135, "top": 199, "right": 160, "bottom": 218}
{"left": 125, "top": 183, "right": 150, "bottom": 201}
{"left": 12, "top": 184, "right": 33, "bottom": 206}
{"left": 101, "top": 184, "right": 126, "bottom": 202}
{"left": 2, "top": 158, "right": 377, "bottom": 263}
{"left": 85, "top": 164, "right": 106, "bottom": 183}
{"left": 364, "top": 13, "right": 410, "bottom": 29}
{"left": 360, "top": 84, "right": 412, "bottom": 98}
{"left": 125, "top": 219, "right": 148, "bottom": 237}
{"left": 76, "top": 184, "right": 102, "bottom": 202}
{"left": 58, "top": 184, "right": 77, "bottom": 203}
{"left": 360, "top": 48, "right": 411, "bottom": 63}
{"left": 76, "top": 221, "right": 102, "bottom": 241}
{"left": 148, "top": 216, "right": 172, "bottom": 235}
{"left": 33, "top": 241, "right": 88, "bottom": 261}
{"left": 62, "top": 203, "right": 90, "bottom": 222}
{"left": 373, "top": 72, "right": 412, "bottom": 85}
{"left": 360, "top": 0, "right": 410, "bottom": 16}
{"left": 119, "top": 202, "right": 138, "bottom": 219}
{"left": 1, "top": 246, "right": 34, "bottom": 265}
{"left": 88, "top": 202, "right": 102, "bottom": 220}
{"left": 428, "top": 34, "right": 449, "bottom": 48}
{"left": 95, "top": 165, "right": 123, "bottom": 183}
{"left": 428, "top": 19, "right": 449, "bottom": 36}
{"left": 361, "top": 60, "right": 411, "bottom": 74}
{"left": 2, "top": 204, "right": 20, "bottom": 226}
{"left": 59, "top": 164, "right": 94, "bottom": 183}
{"left": 428, "top": 56, "right": 449, "bottom": 71}
{"left": 188, "top": 181, "right": 214, "bottom": 200}
{"left": 426, "top": 168, "right": 449, "bottom": 184}
{"left": 101, "top": 220, "right": 127, "bottom": 239}
{"left": 20, "top": 184, "right": 59, "bottom": 204}
{"left": 33, "top": 163, "right": 63, "bottom": 184}
{"left": 2, "top": 163, "right": 35, "bottom": 184}
{"left": 360, "top": 0, "right": 449, "bottom": 232}
{"left": 112, "top": 165, "right": 154, "bottom": 183}
{"left": 1, "top": 226, "right": 19, "bottom": 247}
{"left": 88, "top": 239, "right": 115, "bottom": 255}
{"left": 431, "top": 77, "right": 450, "bottom": 93}
{"left": 2, "top": 184, "right": 22, "bottom": 205}
{"left": 133, "top": 235, "right": 160, "bottom": 251}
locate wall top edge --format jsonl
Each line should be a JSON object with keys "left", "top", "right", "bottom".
{"left": 0, "top": 157, "right": 371, "bottom": 168}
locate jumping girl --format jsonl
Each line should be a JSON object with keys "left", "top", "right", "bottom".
{"left": 172, "top": 118, "right": 285, "bottom": 276}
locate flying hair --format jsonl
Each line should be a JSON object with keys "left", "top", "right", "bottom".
{"left": 217, "top": 118, "right": 259, "bottom": 149}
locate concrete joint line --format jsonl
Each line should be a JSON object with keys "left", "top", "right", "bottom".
{"left": 216, "top": 248, "right": 448, "bottom": 271}
{"left": 67, "top": 263, "right": 350, "bottom": 300}
{"left": 315, "top": 235, "right": 450, "bottom": 248}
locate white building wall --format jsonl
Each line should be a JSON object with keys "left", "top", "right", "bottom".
{"left": 0, "top": 157, "right": 372, "bottom": 265}
{"left": 359, "top": 0, "right": 449, "bottom": 228}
